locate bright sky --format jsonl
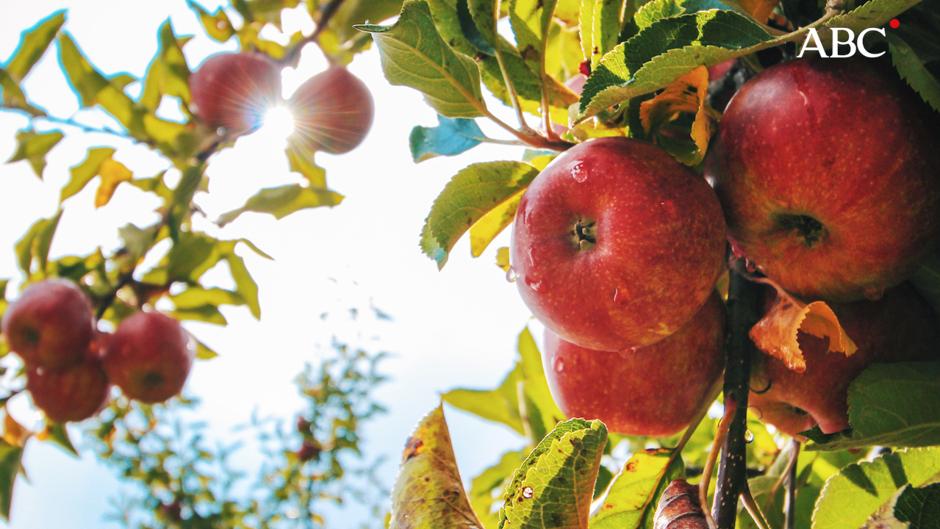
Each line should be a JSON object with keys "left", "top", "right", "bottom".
{"left": 0, "top": 1, "right": 538, "bottom": 527}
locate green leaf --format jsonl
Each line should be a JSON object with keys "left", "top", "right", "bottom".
{"left": 118, "top": 223, "right": 160, "bottom": 264}
{"left": 140, "top": 21, "right": 192, "bottom": 111}
{"left": 5, "top": 11, "right": 66, "bottom": 81}
{"left": 53, "top": 250, "right": 105, "bottom": 282}
{"left": 171, "top": 304, "right": 227, "bottom": 325}
{"left": 409, "top": 115, "right": 485, "bottom": 162}
{"left": 912, "top": 252, "right": 940, "bottom": 316}
{"left": 285, "top": 146, "right": 327, "bottom": 187}
{"left": 633, "top": 0, "right": 736, "bottom": 29}
{"left": 61, "top": 147, "right": 116, "bottom": 201}
{"left": 171, "top": 287, "right": 245, "bottom": 310}
{"left": 825, "top": 0, "right": 920, "bottom": 33}
{"left": 888, "top": 32, "right": 940, "bottom": 113}
{"left": 359, "top": 0, "right": 486, "bottom": 117}
{"left": 187, "top": 0, "right": 235, "bottom": 42}
{"left": 216, "top": 184, "right": 344, "bottom": 227}
{"left": 584, "top": 0, "right": 628, "bottom": 68}
{"left": 7, "top": 129, "right": 63, "bottom": 179}
{"left": 470, "top": 450, "right": 527, "bottom": 529}
{"left": 194, "top": 338, "right": 219, "bottom": 360}
{"left": 421, "top": 161, "right": 538, "bottom": 268}
{"left": 389, "top": 406, "right": 483, "bottom": 529}
{"left": 580, "top": 9, "right": 772, "bottom": 118}
{"left": 166, "top": 232, "right": 217, "bottom": 282}
{"left": 223, "top": 244, "right": 261, "bottom": 319}
{"left": 0, "top": 440, "right": 23, "bottom": 520}
{"left": 508, "top": 0, "right": 559, "bottom": 71}
{"left": 443, "top": 363, "right": 525, "bottom": 435}
{"left": 894, "top": 483, "right": 940, "bottom": 527}
{"left": 0, "top": 68, "right": 43, "bottom": 116}
{"left": 807, "top": 362, "right": 940, "bottom": 450}
{"left": 14, "top": 210, "right": 63, "bottom": 275}
{"left": 591, "top": 449, "right": 685, "bottom": 529}
{"left": 812, "top": 447, "right": 940, "bottom": 529}
{"left": 516, "top": 327, "right": 564, "bottom": 433}
{"left": 57, "top": 33, "right": 139, "bottom": 135}
{"left": 498, "top": 419, "right": 607, "bottom": 529}
{"left": 42, "top": 422, "right": 78, "bottom": 457}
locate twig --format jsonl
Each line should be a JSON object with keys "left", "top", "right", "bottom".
{"left": 712, "top": 266, "right": 762, "bottom": 529}
{"left": 741, "top": 488, "right": 773, "bottom": 529}
{"left": 700, "top": 399, "right": 734, "bottom": 529}
{"left": 1, "top": 107, "right": 150, "bottom": 146}
{"left": 282, "top": 0, "right": 348, "bottom": 65}
{"left": 784, "top": 440, "right": 800, "bottom": 529}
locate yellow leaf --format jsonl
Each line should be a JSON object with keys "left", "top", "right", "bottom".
{"left": 94, "top": 158, "right": 132, "bottom": 208}
{"left": 738, "top": 0, "right": 779, "bottom": 23}
{"left": 2, "top": 409, "right": 30, "bottom": 447}
{"left": 639, "top": 66, "right": 718, "bottom": 165}
{"left": 469, "top": 190, "right": 525, "bottom": 257}
{"left": 496, "top": 246, "right": 511, "bottom": 273}
{"left": 750, "top": 291, "right": 858, "bottom": 372}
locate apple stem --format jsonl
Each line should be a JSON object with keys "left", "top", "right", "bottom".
{"left": 784, "top": 440, "right": 800, "bottom": 529}
{"left": 711, "top": 266, "right": 761, "bottom": 529}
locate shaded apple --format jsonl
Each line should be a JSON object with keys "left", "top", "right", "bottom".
{"left": 543, "top": 294, "right": 725, "bottom": 436}
{"left": 27, "top": 359, "right": 110, "bottom": 423}
{"left": 288, "top": 66, "right": 374, "bottom": 154}
{"left": 511, "top": 137, "right": 727, "bottom": 351}
{"left": 189, "top": 52, "right": 282, "bottom": 135}
{"left": 707, "top": 58, "right": 940, "bottom": 301}
{"left": 749, "top": 284, "right": 940, "bottom": 436}
{"left": 1, "top": 279, "right": 94, "bottom": 369}
{"left": 103, "top": 311, "right": 195, "bottom": 404}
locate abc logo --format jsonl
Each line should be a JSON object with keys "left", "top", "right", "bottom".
{"left": 797, "top": 27, "right": 888, "bottom": 59}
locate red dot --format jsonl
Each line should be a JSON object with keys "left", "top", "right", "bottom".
{"left": 889, "top": 18, "right": 901, "bottom": 29}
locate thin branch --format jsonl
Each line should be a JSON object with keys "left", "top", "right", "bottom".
{"left": 784, "top": 440, "right": 800, "bottom": 529}
{"left": 712, "top": 266, "right": 762, "bottom": 529}
{"left": 282, "top": 0, "right": 349, "bottom": 65}
{"left": 1, "top": 106, "right": 149, "bottom": 146}
{"left": 741, "top": 488, "right": 773, "bottom": 529}
{"left": 700, "top": 398, "right": 734, "bottom": 529}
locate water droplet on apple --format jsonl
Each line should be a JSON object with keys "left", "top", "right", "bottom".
{"left": 554, "top": 358, "right": 565, "bottom": 373}
{"left": 744, "top": 430, "right": 755, "bottom": 443}
{"left": 611, "top": 288, "right": 620, "bottom": 302}
{"left": 525, "top": 278, "right": 543, "bottom": 291}
{"left": 522, "top": 486, "right": 534, "bottom": 499}
{"left": 505, "top": 267, "right": 517, "bottom": 283}
{"left": 570, "top": 162, "right": 587, "bottom": 183}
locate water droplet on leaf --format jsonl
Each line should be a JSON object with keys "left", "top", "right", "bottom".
{"left": 522, "top": 486, "right": 534, "bottom": 499}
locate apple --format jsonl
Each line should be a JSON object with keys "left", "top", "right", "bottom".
{"left": 189, "top": 52, "right": 282, "bottom": 135}
{"left": 2, "top": 279, "right": 94, "bottom": 369}
{"left": 749, "top": 284, "right": 940, "bottom": 436}
{"left": 511, "top": 137, "right": 727, "bottom": 350}
{"left": 288, "top": 66, "right": 374, "bottom": 154}
{"left": 103, "top": 311, "right": 195, "bottom": 404}
{"left": 27, "top": 359, "right": 110, "bottom": 423}
{"left": 543, "top": 294, "right": 725, "bottom": 436}
{"left": 707, "top": 58, "right": 940, "bottom": 301}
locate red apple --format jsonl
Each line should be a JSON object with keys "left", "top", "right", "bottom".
{"left": 189, "top": 52, "right": 282, "bottom": 134}
{"left": 2, "top": 279, "right": 94, "bottom": 369}
{"left": 289, "top": 66, "right": 374, "bottom": 154}
{"left": 511, "top": 137, "right": 727, "bottom": 351}
{"left": 27, "top": 359, "right": 110, "bottom": 423}
{"left": 749, "top": 284, "right": 940, "bottom": 436}
{"left": 707, "top": 58, "right": 940, "bottom": 301}
{"left": 103, "top": 311, "right": 195, "bottom": 404}
{"left": 543, "top": 294, "right": 725, "bottom": 436}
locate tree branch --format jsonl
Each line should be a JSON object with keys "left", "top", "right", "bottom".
{"left": 712, "top": 267, "right": 762, "bottom": 528}
{"left": 282, "top": 0, "right": 348, "bottom": 65}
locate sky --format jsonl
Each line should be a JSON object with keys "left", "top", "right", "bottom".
{"left": 0, "top": 1, "right": 540, "bottom": 527}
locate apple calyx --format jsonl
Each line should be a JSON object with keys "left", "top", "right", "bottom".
{"left": 774, "top": 212, "right": 827, "bottom": 247}
{"left": 571, "top": 218, "right": 597, "bottom": 250}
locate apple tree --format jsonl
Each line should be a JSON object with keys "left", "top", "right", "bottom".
{"left": 0, "top": 0, "right": 395, "bottom": 526}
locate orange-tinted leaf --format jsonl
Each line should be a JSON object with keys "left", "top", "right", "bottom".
{"left": 750, "top": 293, "right": 857, "bottom": 372}
{"left": 639, "top": 66, "right": 718, "bottom": 165}
{"left": 738, "top": 0, "right": 779, "bottom": 23}
{"left": 1, "top": 410, "right": 30, "bottom": 448}
{"left": 94, "top": 158, "right": 132, "bottom": 208}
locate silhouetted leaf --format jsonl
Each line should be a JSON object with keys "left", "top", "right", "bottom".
{"left": 187, "top": 0, "right": 235, "bottom": 42}
{"left": 217, "top": 184, "right": 344, "bottom": 227}
{"left": 14, "top": 210, "right": 62, "bottom": 275}
{"left": 5, "top": 11, "right": 66, "bottom": 81}
{"left": 0, "top": 440, "right": 23, "bottom": 520}
{"left": 141, "top": 21, "right": 192, "bottom": 110}
{"left": 39, "top": 422, "right": 78, "bottom": 457}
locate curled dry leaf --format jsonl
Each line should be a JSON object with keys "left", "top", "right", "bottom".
{"left": 653, "top": 480, "right": 707, "bottom": 529}
{"left": 639, "top": 66, "right": 719, "bottom": 165}
{"left": 750, "top": 287, "right": 857, "bottom": 372}
{"left": 1, "top": 408, "right": 30, "bottom": 448}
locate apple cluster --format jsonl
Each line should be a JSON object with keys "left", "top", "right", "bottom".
{"left": 188, "top": 52, "right": 374, "bottom": 154}
{"left": 513, "top": 58, "right": 940, "bottom": 438}
{"left": 1, "top": 279, "right": 195, "bottom": 423}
